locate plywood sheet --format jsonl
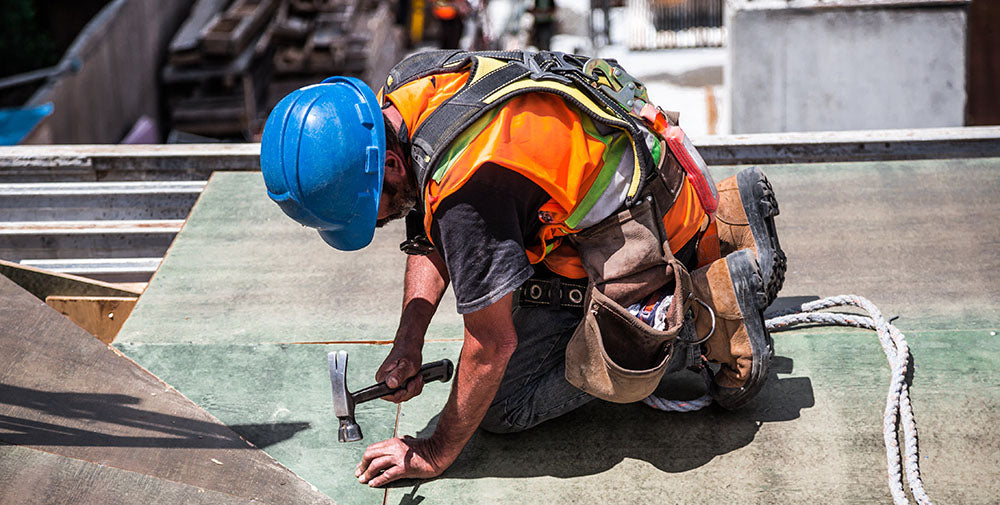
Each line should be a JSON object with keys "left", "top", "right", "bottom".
{"left": 0, "top": 444, "right": 267, "bottom": 505}
{"left": 0, "top": 276, "right": 333, "bottom": 505}
{"left": 717, "top": 157, "right": 1000, "bottom": 330}
{"left": 116, "top": 172, "right": 463, "bottom": 345}
{"left": 115, "top": 342, "right": 451, "bottom": 505}
{"left": 45, "top": 296, "right": 137, "bottom": 343}
{"left": 112, "top": 158, "right": 1000, "bottom": 504}
{"left": 389, "top": 332, "right": 1000, "bottom": 504}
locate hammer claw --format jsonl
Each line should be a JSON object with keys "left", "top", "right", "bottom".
{"left": 328, "top": 351, "right": 353, "bottom": 418}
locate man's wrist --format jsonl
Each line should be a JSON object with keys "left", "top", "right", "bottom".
{"left": 392, "top": 330, "right": 425, "bottom": 351}
{"left": 423, "top": 431, "right": 463, "bottom": 468}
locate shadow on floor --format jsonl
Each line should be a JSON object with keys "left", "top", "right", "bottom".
{"left": 392, "top": 354, "right": 813, "bottom": 487}
{"left": 0, "top": 383, "right": 309, "bottom": 449}
{"left": 765, "top": 295, "right": 822, "bottom": 318}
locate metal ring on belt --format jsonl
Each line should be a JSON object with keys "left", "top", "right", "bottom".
{"left": 518, "top": 277, "right": 586, "bottom": 309}
{"left": 679, "top": 298, "right": 715, "bottom": 345}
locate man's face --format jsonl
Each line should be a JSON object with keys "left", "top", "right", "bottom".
{"left": 375, "top": 147, "right": 417, "bottom": 228}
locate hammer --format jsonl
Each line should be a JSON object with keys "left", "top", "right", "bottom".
{"left": 328, "top": 350, "right": 454, "bottom": 442}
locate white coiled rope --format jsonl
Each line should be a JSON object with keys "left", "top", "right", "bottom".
{"left": 641, "top": 294, "right": 933, "bottom": 505}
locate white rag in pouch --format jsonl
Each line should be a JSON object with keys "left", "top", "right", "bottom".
{"left": 628, "top": 291, "right": 674, "bottom": 331}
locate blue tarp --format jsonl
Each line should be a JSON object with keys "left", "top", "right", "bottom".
{"left": 0, "top": 103, "right": 54, "bottom": 145}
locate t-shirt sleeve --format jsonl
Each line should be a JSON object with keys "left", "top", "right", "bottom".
{"left": 429, "top": 164, "right": 548, "bottom": 314}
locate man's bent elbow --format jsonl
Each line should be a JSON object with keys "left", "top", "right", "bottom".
{"left": 464, "top": 324, "right": 517, "bottom": 363}
{"left": 462, "top": 293, "right": 519, "bottom": 360}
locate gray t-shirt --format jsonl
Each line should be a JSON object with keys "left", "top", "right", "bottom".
{"left": 429, "top": 163, "right": 549, "bottom": 314}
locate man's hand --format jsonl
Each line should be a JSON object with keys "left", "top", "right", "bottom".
{"left": 356, "top": 294, "right": 518, "bottom": 487}
{"left": 355, "top": 435, "right": 456, "bottom": 487}
{"left": 375, "top": 344, "right": 424, "bottom": 403}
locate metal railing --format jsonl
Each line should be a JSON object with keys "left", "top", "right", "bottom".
{"left": 0, "top": 180, "right": 205, "bottom": 282}
{"left": 626, "top": 0, "right": 725, "bottom": 49}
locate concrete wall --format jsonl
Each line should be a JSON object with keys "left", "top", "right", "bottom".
{"left": 727, "top": 1, "right": 967, "bottom": 134}
{"left": 23, "top": 0, "right": 194, "bottom": 144}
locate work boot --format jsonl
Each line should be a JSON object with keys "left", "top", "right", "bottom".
{"left": 714, "top": 166, "right": 786, "bottom": 306}
{"left": 691, "top": 249, "right": 773, "bottom": 410}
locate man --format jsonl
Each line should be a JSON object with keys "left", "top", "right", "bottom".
{"left": 431, "top": 0, "right": 471, "bottom": 49}
{"left": 260, "top": 50, "right": 785, "bottom": 487}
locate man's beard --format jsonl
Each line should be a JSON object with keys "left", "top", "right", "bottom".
{"left": 375, "top": 182, "right": 418, "bottom": 228}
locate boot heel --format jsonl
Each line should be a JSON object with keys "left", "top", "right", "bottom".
{"left": 711, "top": 249, "right": 774, "bottom": 410}
{"left": 737, "top": 166, "right": 787, "bottom": 307}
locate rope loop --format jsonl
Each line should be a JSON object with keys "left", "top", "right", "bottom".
{"left": 641, "top": 294, "right": 933, "bottom": 505}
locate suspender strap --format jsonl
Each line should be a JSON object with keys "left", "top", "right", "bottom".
{"left": 384, "top": 50, "right": 661, "bottom": 207}
{"left": 385, "top": 50, "right": 525, "bottom": 93}
{"left": 409, "top": 61, "right": 533, "bottom": 189}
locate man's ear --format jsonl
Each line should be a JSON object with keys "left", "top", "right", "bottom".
{"left": 385, "top": 147, "right": 404, "bottom": 175}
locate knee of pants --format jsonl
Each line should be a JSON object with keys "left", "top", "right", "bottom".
{"left": 478, "top": 402, "right": 531, "bottom": 435}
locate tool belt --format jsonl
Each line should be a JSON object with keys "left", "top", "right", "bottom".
{"left": 516, "top": 275, "right": 587, "bottom": 311}
{"left": 565, "top": 167, "right": 696, "bottom": 404}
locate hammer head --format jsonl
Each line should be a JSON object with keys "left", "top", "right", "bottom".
{"left": 328, "top": 351, "right": 363, "bottom": 442}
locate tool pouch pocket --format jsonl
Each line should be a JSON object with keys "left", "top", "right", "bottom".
{"left": 565, "top": 188, "right": 693, "bottom": 403}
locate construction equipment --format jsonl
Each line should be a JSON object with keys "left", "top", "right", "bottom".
{"left": 163, "top": 0, "right": 403, "bottom": 139}
{"left": 328, "top": 350, "right": 454, "bottom": 443}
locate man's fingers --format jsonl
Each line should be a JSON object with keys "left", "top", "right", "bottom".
{"left": 399, "top": 375, "right": 423, "bottom": 402}
{"left": 358, "top": 455, "right": 395, "bottom": 484}
{"left": 375, "top": 359, "right": 399, "bottom": 382}
{"left": 381, "top": 375, "right": 423, "bottom": 403}
{"left": 367, "top": 466, "right": 405, "bottom": 488}
{"left": 386, "top": 359, "right": 420, "bottom": 389}
{"left": 382, "top": 389, "right": 408, "bottom": 403}
{"left": 411, "top": 377, "right": 424, "bottom": 397}
{"left": 357, "top": 440, "right": 393, "bottom": 473}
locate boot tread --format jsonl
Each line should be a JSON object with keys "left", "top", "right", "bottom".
{"left": 737, "top": 167, "right": 787, "bottom": 307}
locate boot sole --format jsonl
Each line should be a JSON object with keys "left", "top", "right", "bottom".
{"left": 711, "top": 249, "right": 773, "bottom": 410}
{"left": 737, "top": 166, "right": 787, "bottom": 307}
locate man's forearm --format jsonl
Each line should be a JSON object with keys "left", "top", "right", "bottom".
{"left": 426, "top": 294, "right": 519, "bottom": 463}
{"left": 355, "top": 290, "right": 520, "bottom": 486}
{"left": 396, "top": 251, "right": 449, "bottom": 345}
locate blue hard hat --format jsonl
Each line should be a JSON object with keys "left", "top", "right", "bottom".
{"left": 260, "top": 76, "right": 385, "bottom": 251}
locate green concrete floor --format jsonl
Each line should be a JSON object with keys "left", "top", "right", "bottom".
{"left": 116, "top": 159, "right": 1000, "bottom": 504}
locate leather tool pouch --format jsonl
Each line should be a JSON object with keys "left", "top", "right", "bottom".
{"left": 565, "top": 174, "right": 694, "bottom": 403}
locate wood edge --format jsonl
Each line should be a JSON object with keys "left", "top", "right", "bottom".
{"left": 0, "top": 259, "right": 144, "bottom": 296}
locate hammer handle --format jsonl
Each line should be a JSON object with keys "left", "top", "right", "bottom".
{"left": 352, "top": 359, "right": 454, "bottom": 405}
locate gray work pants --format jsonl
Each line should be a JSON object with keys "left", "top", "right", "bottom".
{"left": 479, "top": 304, "right": 595, "bottom": 433}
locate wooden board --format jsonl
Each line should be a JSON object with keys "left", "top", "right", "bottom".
{"left": 0, "top": 259, "right": 142, "bottom": 299}
{"left": 0, "top": 275, "right": 335, "bottom": 505}
{"left": 44, "top": 296, "right": 138, "bottom": 343}
{"left": 169, "top": 0, "right": 231, "bottom": 64}
{"left": 0, "top": 444, "right": 269, "bottom": 505}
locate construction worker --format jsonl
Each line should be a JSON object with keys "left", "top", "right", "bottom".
{"left": 529, "top": 0, "right": 557, "bottom": 50}
{"left": 260, "top": 50, "right": 786, "bottom": 486}
{"left": 431, "top": 0, "right": 471, "bottom": 49}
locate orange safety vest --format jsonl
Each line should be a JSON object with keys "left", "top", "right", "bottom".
{"left": 382, "top": 51, "right": 716, "bottom": 278}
